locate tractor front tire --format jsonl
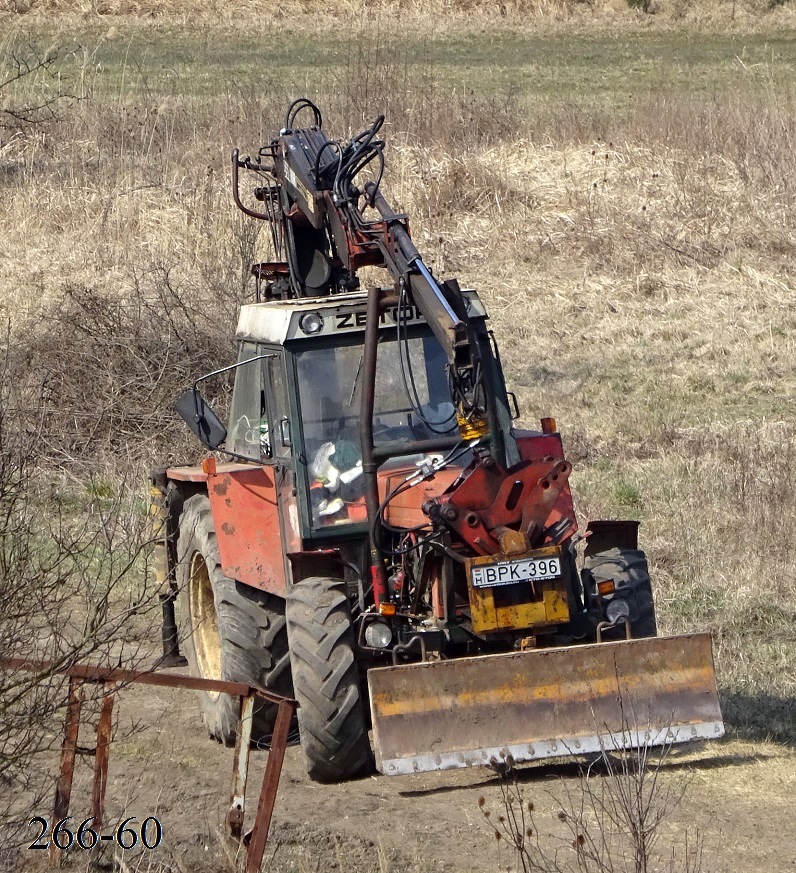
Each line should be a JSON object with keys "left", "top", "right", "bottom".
{"left": 176, "top": 494, "right": 291, "bottom": 746}
{"left": 286, "top": 576, "right": 371, "bottom": 782}
{"left": 584, "top": 547, "right": 658, "bottom": 639}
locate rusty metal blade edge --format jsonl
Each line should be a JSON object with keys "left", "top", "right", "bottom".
{"left": 377, "top": 721, "right": 725, "bottom": 776}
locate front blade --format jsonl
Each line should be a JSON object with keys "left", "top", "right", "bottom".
{"left": 368, "top": 633, "right": 724, "bottom": 776}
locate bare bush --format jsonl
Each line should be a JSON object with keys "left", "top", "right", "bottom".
{"left": 479, "top": 742, "right": 704, "bottom": 873}
{"left": 0, "top": 332, "right": 165, "bottom": 843}
{"left": 9, "top": 272, "right": 242, "bottom": 473}
{"left": 0, "top": 37, "right": 77, "bottom": 132}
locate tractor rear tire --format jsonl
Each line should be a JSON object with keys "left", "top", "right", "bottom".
{"left": 584, "top": 547, "right": 657, "bottom": 639}
{"left": 285, "top": 576, "right": 371, "bottom": 782}
{"left": 176, "top": 494, "right": 292, "bottom": 746}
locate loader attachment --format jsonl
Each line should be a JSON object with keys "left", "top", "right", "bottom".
{"left": 368, "top": 633, "right": 724, "bottom": 776}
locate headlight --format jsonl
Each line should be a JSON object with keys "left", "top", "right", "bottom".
{"left": 299, "top": 311, "right": 324, "bottom": 335}
{"left": 364, "top": 621, "right": 393, "bottom": 649}
{"left": 605, "top": 598, "right": 631, "bottom": 624}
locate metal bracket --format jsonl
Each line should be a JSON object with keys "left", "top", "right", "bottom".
{"left": 596, "top": 616, "right": 632, "bottom": 643}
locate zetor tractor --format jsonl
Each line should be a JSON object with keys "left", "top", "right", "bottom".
{"left": 150, "top": 99, "right": 723, "bottom": 782}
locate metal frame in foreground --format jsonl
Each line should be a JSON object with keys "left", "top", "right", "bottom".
{"left": 0, "top": 657, "right": 298, "bottom": 873}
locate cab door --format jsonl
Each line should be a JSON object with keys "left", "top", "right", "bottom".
{"left": 208, "top": 345, "right": 293, "bottom": 596}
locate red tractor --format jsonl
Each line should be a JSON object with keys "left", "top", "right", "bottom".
{"left": 150, "top": 99, "right": 723, "bottom": 782}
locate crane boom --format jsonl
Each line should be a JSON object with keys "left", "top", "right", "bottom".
{"left": 231, "top": 101, "right": 488, "bottom": 440}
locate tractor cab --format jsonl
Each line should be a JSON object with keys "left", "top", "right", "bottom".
{"left": 292, "top": 326, "right": 458, "bottom": 527}
{"left": 178, "top": 289, "right": 502, "bottom": 541}
{"left": 218, "top": 290, "right": 496, "bottom": 537}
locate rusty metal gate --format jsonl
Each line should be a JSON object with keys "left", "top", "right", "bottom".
{"left": 0, "top": 657, "right": 297, "bottom": 872}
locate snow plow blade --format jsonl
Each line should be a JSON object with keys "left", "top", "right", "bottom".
{"left": 368, "top": 633, "right": 724, "bottom": 776}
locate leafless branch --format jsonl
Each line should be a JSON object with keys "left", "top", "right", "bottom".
{"left": 0, "top": 42, "right": 79, "bottom": 129}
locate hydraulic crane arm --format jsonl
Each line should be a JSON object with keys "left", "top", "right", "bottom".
{"left": 362, "top": 181, "right": 474, "bottom": 379}
{"left": 233, "top": 100, "right": 490, "bottom": 437}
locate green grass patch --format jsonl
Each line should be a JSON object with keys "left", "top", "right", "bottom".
{"left": 11, "top": 25, "right": 796, "bottom": 109}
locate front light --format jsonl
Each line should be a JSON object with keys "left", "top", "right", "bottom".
{"left": 364, "top": 621, "right": 393, "bottom": 649}
{"left": 299, "top": 311, "right": 324, "bottom": 335}
{"left": 605, "top": 598, "right": 631, "bottom": 624}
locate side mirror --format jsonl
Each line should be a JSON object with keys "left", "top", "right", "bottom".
{"left": 174, "top": 389, "right": 227, "bottom": 450}
{"left": 279, "top": 416, "right": 292, "bottom": 448}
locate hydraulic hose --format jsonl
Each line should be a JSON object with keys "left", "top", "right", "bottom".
{"left": 359, "top": 287, "right": 389, "bottom": 607}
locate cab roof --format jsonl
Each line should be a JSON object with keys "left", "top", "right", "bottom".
{"left": 235, "top": 289, "right": 487, "bottom": 345}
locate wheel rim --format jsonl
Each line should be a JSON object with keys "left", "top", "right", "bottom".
{"left": 188, "top": 550, "right": 222, "bottom": 699}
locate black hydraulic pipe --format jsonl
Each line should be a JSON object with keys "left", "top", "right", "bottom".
{"left": 359, "top": 288, "right": 389, "bottom": 607}
{"left": 149, "top": 468, "right": 187, "bottom": 668}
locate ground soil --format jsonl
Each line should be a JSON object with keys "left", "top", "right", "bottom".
{"left": 10, "top": 671, "right": 796, "bottom": 873}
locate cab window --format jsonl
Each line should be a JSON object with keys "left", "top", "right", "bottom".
{"left": 228, "top": 342, "right": 271, "bottom": 459}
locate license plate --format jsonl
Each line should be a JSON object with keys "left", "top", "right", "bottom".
{"left": 470, "top": 555, "right": 562, "bottom": 588}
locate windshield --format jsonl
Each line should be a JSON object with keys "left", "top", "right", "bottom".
{"left": 296, "top": 331, "right": 456, "bottom": 527}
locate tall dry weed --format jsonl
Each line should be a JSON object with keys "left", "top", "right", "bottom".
{"left": 3, "top": 0, "right": 795, "bottom": 25}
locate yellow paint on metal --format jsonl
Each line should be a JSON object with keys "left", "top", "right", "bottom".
{"left": 497, "top": 528, "right": 528, "bottom": 555}
{"left": 456, "top": 411, "right": 489, "bottom": 440}
{"left": 467, "top": 546, "right": 569, "bottom": 634}
{"left": 189, "top": 551, "right": 223, "bottom": 698}
{"left": 371, "top": 662, "right": 718, "bottom": 718}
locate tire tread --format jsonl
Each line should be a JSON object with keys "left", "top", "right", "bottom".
{"left": 176, "top": 494, "right": 291, "bottom": 746}
{"left": 286, "top": 576, "right": 370, "bottom": 782}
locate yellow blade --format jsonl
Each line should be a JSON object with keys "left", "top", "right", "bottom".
{"left": 368, "top": 633, "right": 724, "bottom": 776}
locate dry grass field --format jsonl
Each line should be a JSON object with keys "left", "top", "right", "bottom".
{"left": 1, "top": 1, "right": 795, "bottom": 870}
